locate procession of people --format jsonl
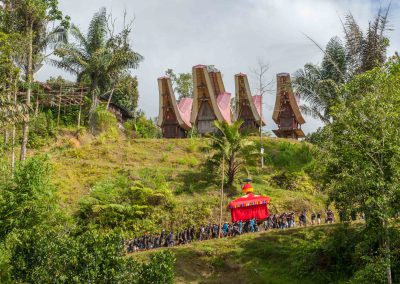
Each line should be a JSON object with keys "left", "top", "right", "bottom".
{"left": 125, "top": 209, "right": 336, "bottom": 253}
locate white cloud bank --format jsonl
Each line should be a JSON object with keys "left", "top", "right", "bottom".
{"left": 37, "top": 0, "right": 399, "bottom": 134}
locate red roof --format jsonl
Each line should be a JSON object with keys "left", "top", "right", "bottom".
{"left": 228, "top": 193, "right": 270, "bottom": 209}
{"left": 177, "top": 98, "right": 193, "bottom": 128}
{"left": 217, "top": 92, "right": 232, "bottom": 124}
{"left": 252, "top": 95, "right": 266, "bottom": 125}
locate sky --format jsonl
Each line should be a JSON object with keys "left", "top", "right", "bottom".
{"left": 36, "top": 0, "right": 400, "bottom": 134}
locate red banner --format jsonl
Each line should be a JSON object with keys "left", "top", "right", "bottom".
{"left": 229, "top": 193, "right": 270, "bottom": 222}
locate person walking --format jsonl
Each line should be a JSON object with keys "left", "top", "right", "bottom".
{"left": 311, "top": 212, "right": 316, "bottom": 225}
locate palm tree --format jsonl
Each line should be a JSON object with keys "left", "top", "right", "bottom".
{"left": 1, "top": 0, "right": 69, "bottom": 161}
{"left": 0, "top": 96, "right": 28, "bottom": 127}
{"left": 207, "top": 121, "right": 255, "bottom": 190}
{"left": 52, "top": 8, "right": 143, "bottom": 128}
{"left": 294, "top": 37, "right": 346, "bottom": 124}
{"left": 343, "top": 9, "right": 390, "bottom": 76}
{"left": 294, "top": 7, "right": 391, "bottom": 124}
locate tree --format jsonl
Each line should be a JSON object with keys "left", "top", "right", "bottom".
{"left": 207, "top": 121, "right": 255, "bottom": 190}
{"left": 294, "top": 37, "right": 346, "bottom": 124}
{"left": 53, "top": 8, "right": 143, "bottom": 131}
{"left": 343, "top": 8, "right": 391, "bottom": 77}
{"left": 250, "top": 58, "right": 271, "bottom": 168}
{"left": 0, "top": 0, "right": 69, "bottom": 161}
{"left": 294, "top": 7, "right": 391, "bottom": 124}
{"left": 107, "top": 74, "right": 139, "bottom": 114}
{"left": 165, "top": 69, "right": 193, "bottom": 100}
{"left": 320, "top": 59, "right": 400, "bottom": 284}
{"left": 0, "top": 31, "right": 28, "bottom": 176}
{"left": 0, "top": 156, "right": 59, "bottom": 241}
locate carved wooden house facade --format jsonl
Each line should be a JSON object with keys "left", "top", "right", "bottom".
{"left": 272, "top": 73, "right": 305, "bottom": 139}
{"left": 190, "top": 65, "right": 232, "bottom": 135}
{"left": 234, "top": 73, "right": 265, "bottom": 132}
{"left": 157, "top": 77, "right": 193, "bottom": 138}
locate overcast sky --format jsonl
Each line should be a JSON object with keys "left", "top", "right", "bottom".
{"left": 36, "top": 0, "right": 399, "bottom": 134}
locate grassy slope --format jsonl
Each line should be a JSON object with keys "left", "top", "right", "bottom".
{"left": 29, "top": 129, "right": 327, "bottom": 220}
{"left": 37, "top": 130, "right": 326, "bottom": 220}
{"left": 133, "top": 225, "right": 337, "bottom": 284}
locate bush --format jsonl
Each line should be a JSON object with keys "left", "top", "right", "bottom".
{"left": 264, "top": 141, "right": 314, "bottom": 172}
{"left": 0, "top": 156, "right": 59, "bottom": 241}
{"left": 124, "top": 113, "right": 160, "bottom": 138}
{"left": 139, "top": 251, "right": 175, "bottom": 284}
{"left": 28, "top": 111, "right": 56, "bottom": 148}
{"left": 93, "top": 107, "right": 117, "bottom": 133}
{"left": 77, "top": 175, "right": 174, "bottom": 232}
{"left": 4, "top": 227, "right": 175, "bottom": 284}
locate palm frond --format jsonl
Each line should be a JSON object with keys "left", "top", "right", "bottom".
{"left": 87, "top": 7, "right": 108, "bottom": 53}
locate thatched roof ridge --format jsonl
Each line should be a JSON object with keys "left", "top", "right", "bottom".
{"left": 272, "top": 73, "right": 305, "bottom": 124}
{"left": 234, "top": 73, "right": 266, "bottom": 126}
{"left": 157, "top": 77, "right": 192, "bottom": 130}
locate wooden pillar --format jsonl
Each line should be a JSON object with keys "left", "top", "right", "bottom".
{"left": 78, "top": 86, "right": 83, "bottom": 128}
{"left": 57, "top": 85, "right": 62, "bottom": 127}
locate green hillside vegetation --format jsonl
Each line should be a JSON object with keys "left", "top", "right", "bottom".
{"left": 15, "top": 128, "right": 326, "bottom": 235}
{"left": 133, "top": 224, "right": 369, "bottom": 284}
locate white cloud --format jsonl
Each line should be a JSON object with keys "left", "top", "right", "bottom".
{"left": 36, "top": 0, "right": 398, "bottom": 135}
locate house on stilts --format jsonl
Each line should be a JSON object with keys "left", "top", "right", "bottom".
{"left": 190, "top": 65, "right": 232, "bottom": 135}
{"left": 157, "top": 77, "right": 193, "bottom": 138}
{"left": 234, "top": 73, "right": 266, "bottom": 132}
{"left": 272, "top": 73, "right": 305, "bottom": 140}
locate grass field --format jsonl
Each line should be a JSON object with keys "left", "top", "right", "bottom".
{"left": 133, "top": 224, "right": 338, "bottom": 284}
{"left": 32, "top": 129, "right": 327, "bottom": 220}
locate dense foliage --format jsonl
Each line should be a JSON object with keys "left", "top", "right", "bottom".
{"left": 165, "top": 68, "right": 193, "bottom": 99}
{"left": 0, "top": 157, "right": 175, "bottom": 283}
{"left": 316, "top": 59, "right": 400, "bottom": 283}
{"left": 294, "top": 7, "right": 391, "bottom": 124}
{"left": 206, "top": 121, "right": 256, "bottom": 190}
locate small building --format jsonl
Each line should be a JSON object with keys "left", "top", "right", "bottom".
{"left": 234, "top": 73, "right": 266, "bottom": 132}
{"left": 108, "top": 103, "right": 134, "bottom": 124}
{"left": 190, "top": 65, "right": 232, "bottom": 135}
{"left": 272, "top": 73, "right": 305, "bottom": 139}
{"left": 157, "top": 77, "right": 193, "bottom": 138}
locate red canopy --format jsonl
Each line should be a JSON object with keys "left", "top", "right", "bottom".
{"left": 228, "top": 193, "right": 271, "bottom": 222}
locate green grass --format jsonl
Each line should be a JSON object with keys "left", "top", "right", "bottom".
{"left": 18, "top": 129, "right": 326, "bottom": 221}
{"left": 133, "top": 224, "right": 337, "bottom": 284}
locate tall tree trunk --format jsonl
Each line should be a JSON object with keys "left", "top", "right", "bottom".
{"left": 4, "top": 128, "right": 9, "bottom": 146}
{"left": 4, "top": 88, "right": 12, "bottom": 146}
{"left": 106, "top": 83, "right": 116, "bottom": 110}
{"left": 11, "top": 124, "right": 16, "bottom": 177}
{"left": 218, "top": 155, "right": 225, "bottom": 239}
{"left": 259, "top": 94, "right": 264, "bottom": 168}
{"left": 11, "top": 82, "right": 17, "bottom": 177}
{"left": 88, "top": 78, "right": 98, "bottom": 133}
{"left": 383, "top": 220, "right": 392, "bottom": 284}
{"left": 35, "top": 94, "right": 39, "bottom": 116}
{"left": 20, "top": 23, "right": 33, "bottom": 161}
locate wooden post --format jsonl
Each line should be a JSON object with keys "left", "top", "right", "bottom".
{"left": 35, "top": 94, "right": 39, "bottom": 116}
{"left": 218, "top": 155, "right": 225, "bottom": 239}
{"left": 57, "top": 85, "right": 62, "bottom": 127}
{"left": 11, "top": 81, "right": 17, "bottom": 177}
{"left": 78, "top": 86, "right": 83, "bottom": 128}
{"left": 260, "top": 94, "right": 264, "bottom": 168}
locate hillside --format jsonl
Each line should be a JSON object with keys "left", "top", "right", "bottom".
{"left": 133, "top": 224, "right": 341, "bottom": 284}
{"left": 20, "top": 129, "right": 328, "bottom": 233}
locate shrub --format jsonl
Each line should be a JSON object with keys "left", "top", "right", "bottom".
{"left": 124, "top": 113, "right": 160, "bottom": 138}
{"left": 0, "top": 156, "right": 58, "bottom": 241}
{"left": 28, "top": 111, "right": 56, "bottom": 148}
{"left": 263, "top": 141, "right": 314, "bottom": 172}
{"left": 4, "top": 227, "right": 175, "bottom": 284}
{"left": 77, "top": 176, "right": 174, "bottom": 232}
{"left": 138, "top": 250, "right": 175, "bottom": 284}
{"left": 93, "top": 107, "right": 117, "bottom": 133}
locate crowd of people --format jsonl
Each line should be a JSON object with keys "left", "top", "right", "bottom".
{"left": 124, "top": 210, "right": 336, "bottom": 253}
